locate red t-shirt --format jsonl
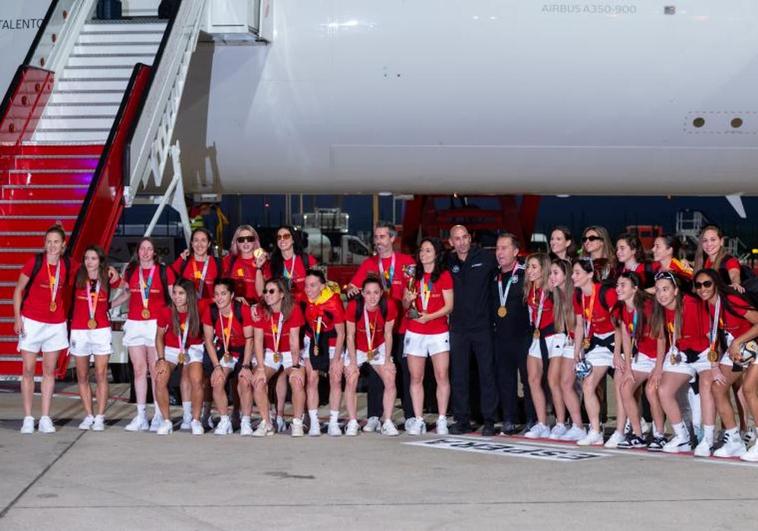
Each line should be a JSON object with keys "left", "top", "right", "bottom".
{"left": 20, "top": 256, "right": 77, "bottom": 324}
{"left": 124, "top": 265, "right": 175, "bottom": 321}
{"left": 223, "top": 254, "right": 264, "bottom": 303}
{"left": 406, "top": 271, "right": 453, "bottom": 335}
{"left": 345, "top": 299, "right": 398, "bottom": 351}
{"left": 705, "top": 256, "right": 741, "bottom": 274}
{"left": 201, "top": 303, "right": 254, "bottom": 350}
{"left": 620, "top": 300, "right": 658, "bottom": 358}
{"left": 70, "top": 277, "right": 120, "bottom": 330}
{"left": 527, "top": 286, "right": 554, "bottom": 331}
{"left": 573, "top": 283, "right": 617, "bottom": 336}
{"left": 350, "top": 253, "right": 414, "bottom": 334}
{"left": 252, "top": 305, "right": 305, "bottom": 353}
{"left": 652, "top": 259, "right": 694, "bottom": 281}
{"left": 622, "top": 263, "right": 651, "bottom": 288}
{"left": 157, "top": 307, "right": 204, "bottom": 349}
{"left": 266, "top": 254, "right": 317, "bottom": 301}
{"left": 664, "top": 295, "right": 709, "bottom": 352}
{"left": 171, "top": 255, "right": 221, "bottom": 300}
{"left": 303, "top": 293, "right": 345, "bottom": 347}
{"left": 714, "top": 294, "right": 752, "bottom": 340}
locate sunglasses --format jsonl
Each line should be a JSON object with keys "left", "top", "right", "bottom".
{"left": 277, "top": 233, "right": 292, "bottom": 241}
{"left": 582, "top": 236, "right": 602, "bottom": 242}
{"left": 237, "top": 236, "right": 256, "bottom": 243}
{"left": 694, "top": 280, "right": 714, "bottom": 290}
{"left": 264, "top": 288, "right": 279, "bottom": 295}
{"left": 654, "top": 271, "right": 677, "bottom": 283}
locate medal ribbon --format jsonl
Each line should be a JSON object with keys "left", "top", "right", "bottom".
{"left": 138, "top": 266, "right": 156, "bottom": 312}
{"left": 498, "top": 262, "right": 520, "bottom": 308}
{"left": 363, "top": 307, "right": 378, "bottom": 352}
{"left": 179, "top": 313, "right": 190, "bottom": 354}
{"left": 530, "top": 287, "right": 546, "bottom": 330}
{"left": 87, "top": 279, "right": 101, "bottom": 323}
{"left": 582, "top": 284, "right": 597, "bottom": 341}
{"left": 283, "top": 255, "right": 296, "bottom": 284}
{"left": 420, "top": 277, "right": 434, "bottom": 312}
{"left": 271, "top": 312, "right": 284, "bottom": 353}
{"left": 314, "top": 315, "right": 323, "bottom": 346}
{"left": 46, "top": 260, "right": 61, "bottom": 307}
{"left": 219, "top": 309, "right": 232, "bottom": 354}
{"left": 709, "top": 296, "right": 721, "bottom": 353}
{"left": 667, "top": 320, "right": 678, "bottom": 353}
{"left": 378, "top": 254, "right": 395, "bottom": 292}
{"left": 191, "top": 257, "right": 210, "bottom": 297}
{"left": 629, "top": 307, "right": 639, "bottom": 348}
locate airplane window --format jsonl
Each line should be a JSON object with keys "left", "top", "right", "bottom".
{"left": 731, "top": 118, "right": 743, "bottom": 129}
{"left": 693, "top": 117, "right": 705, "bottom": 128}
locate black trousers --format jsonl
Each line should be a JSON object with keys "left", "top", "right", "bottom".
{"left": 493, "top": 333, "right": 534, "bottom": 425}
{"left": 367, "top": 332, "right": 413, "bottom": 420}
{"left": 450, "top": 329, "right": 498, "bottom": 425}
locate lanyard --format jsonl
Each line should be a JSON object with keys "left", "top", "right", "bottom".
{"left": 529, "top": 287, "right": 545, "bottom": 328}
{"left": 271, "top": 312, "right": 284, "bottom": 353}
{"left": 191, "top": 257, "right": 210, "bottom": 297}
{"left": 178, "top": 313, "right": 190, "bottom": 353}
{"left": 314, "top": 315, "right": 323, "bottom": 345}
{"left": 498, "top": 262, "right": 520, "bottom": 308}
{"left": 419, "top": 277, "right": 434, "bottom": 312}
{"left": 219, "top": 310, "right": 232, "bottom": 353}
{"left": 582, "top": 285, "right": 597, "bottom": 339}
{"left": 629, "top": 307, "right": 639, "bottom": 346}
{"left": 138, "top": 266, "right": 156, "bottom": 311}
{"left": 283, "top": 255, "right": 296, "bottom": 283}
{"left": 363, "top": 307, "right": 378, "bottom": 351}
{"left": 87, "top": 279, "right": 101, "bottom": 321}
{"left": 709, "top": 297, "right": 721, "bottom": 351}
{"left": 378, "top": 254, "right": 395, "bottom": 292}
{"left": 46, "top": 260, "right": 61, "bottom": 306}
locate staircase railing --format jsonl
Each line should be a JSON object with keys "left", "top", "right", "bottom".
{"left": 0, "top": 66, "right": 53, "bottom": 150}
{"left": 25, "top": 0, "right": 96, "bottom": 74}
{"left": 124, "top": 0, "right": 207, "bottom": 204}
{"left": 67, "top": 64, "right": 153, "bottom": 260}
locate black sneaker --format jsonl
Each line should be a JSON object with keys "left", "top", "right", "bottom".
{"left": 500, "top": 421, "right": 518, "bottom": 435}
{"left": 617, "top": 434, "right": 646, "bottom": 449}
{"left": 482, "top": 423, "right": 496, "bottom": 437}
{"left": 449, "top": 422, "right": 472, "bottom": 435}
{"left": 647, "top": 434, "right": 667, "bottom": 452}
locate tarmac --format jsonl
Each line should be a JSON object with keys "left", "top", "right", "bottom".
{"left": 1, "top": 382, "right": 758, "bottom": 531}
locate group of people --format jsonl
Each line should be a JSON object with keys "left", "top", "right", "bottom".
{"left": 12, "top": 222, "right": 758, "bottom": 462}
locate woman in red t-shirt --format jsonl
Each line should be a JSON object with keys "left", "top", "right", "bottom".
{"left": 13, "top": 225, "right": 76, "bottom": 434}
{"left": 615, "top": 233, "right": 651, "bottom": 288}
{"left": 69, "top": 245, "right": 120, "bottom": 432}
{"left": 651, "top": 234, "right": 693, "bottom": 290}
{"left": 693, "top": 269, "right": 758, "bottom": 458}
{"left": 694, "top": 225, "right": 744, "bottom": 293}
{"left": 581, "top": 225, "right": 615, "bottom": 281}
{"left": 345, "top": 276, "right": 399, "bottom": 436}
{"left": 615, "top": 272, "right": 666, "bottom": 450}
{"left": 652, "top": 271, "right": 713, "bottom": 454}
{"left": 402, "top": 238, "right": 453, "bottom": 436}
{"left": 154, "top": 279, "right": 204, "bottom": 435}
{"left": 202, "top": 278, "right": 255, "bottom": 435}
{"left": 302, "top": 269, "right": 345, "bottom": 436}
{"left": 171, "top": 228, "right": 222, "bottom": 304}
{"left": 571, "top": 257, "right": 623, "bottom": 447}
{"left": 246, "top": 278, "right": 306, "bottom": 437}
{"left": 111, "top": 237, "right": 175, "bottom": 432}
{"left": 222, "top": 225, "right": 266, "bottom": 305}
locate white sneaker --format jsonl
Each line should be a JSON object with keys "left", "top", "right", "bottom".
{"left": 714, "top": 431, "right": 747, "bottom": 458}
{"left": 253, "top": 419, "right": 274, "bottom": 437}
{"left": 92, "top": 415, "right": 105, "bottom": 432}
{"left": 436, "top": 416, "right": 449, "bottom": 435}
{"left": 124, "top": 415, "right": 148, "bottom": 432}
{"left": 180, "top": 414, "right": 192, "bottom": 431}
{"left": 20, "top": 416, "right": 35, "bottom": 434}
{"left": 641, "top": 418, "right": 652, "bottom": 436}
{"left": 363, "top": 416, "right": 381, "bottom": 433}
{"left": 662, "top": 434, "right": 691, "bottom": 454}
{"left": 381, "top": 419, "right": 399, "bottom": 436}
{"left": 240, "top": 418, "right": 253, "bottom": 436}
{"left": 407, "top": 417, "right": 426, "bottom": 436}
{"left": 78, "top": 415, "right": 95, "bottom": 431}
{"left": 740, "top": 442, "right": 758, "bottom": 462}
{"left": 276, "top": 416, "right": 287, "bottom": 433}
{"left": 308, "top": 419, "right": 321, "bottom": 436}
{"left": 291, "top": 418, "right": 304, "bottom": 437}
{"left": 190, "top": 419, "right": 204, "bottom": 435}
{"left": 560, "top": 424, "right": 587, "bottom": 442}
{"left": 577, "top": 429, "right": 604, "bottom": 446}
{"left": 214, "top": 416, "right": 232, "bottom": 435}
{"left": 604, "top": 430, "right": 626, "bottom": 449}
{"left": 38, "top": 416, "right": 55, "bottom": 434}
{"left": 149, "top": 412, "right": 164, "bottom": 432}
{"left": 404, "top": 418, "right": 414, "bottom": 432}
{"left": 524, "top": 423, "right": 550, "bottom": 439}
{"left": 328, "top": 421, "right": 342, "bottom": 437}
{"left": 694, "top": 438, "right": 713, "bottom": 457}
{"left": 201, "top": 410, "right": 215, "bottom": 430}
{"left": 345, "top": 419, "right": 360, "bottom": 436}
{"left": 156, "top": 420, "right": 173, "bottom": 435}
{"left": 548, "top": 423, "right": 568, "bottom": 440}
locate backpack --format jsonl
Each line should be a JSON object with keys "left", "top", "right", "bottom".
{"left": 176, "top": 255, "right": 222, "bottom": 282}
{"left": 21, "top": 253, "right": 71, "bottom": 310}
{"left": 125, "top": 263, "right": 171, "bottom": 306}
{"left": 718, "top": 255, "right": 758, "bottom": 308}
{"left": 209, "top": 301, "right": 245, "bottom": 330}
{"left": 574, "top": 283, "right": 614, "bottom": 313}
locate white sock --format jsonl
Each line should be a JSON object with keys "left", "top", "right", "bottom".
{"left": 673, "top": 422, "right": 688, "bottom": 439}
{"left": 182, "top": 402, "right": 192, "bottom": 418}
{"left": 329, "top": 410, "right": 339, "bottom": 422}
{"left": 309, "top": 409, "right": 319, "bottom": 423}
{"left": 654, "top": 430, "right": 664, "bottom": 438}
{"left": 277, "top": 415, "right": 284, "bottom": 424}
{"left": 438, "top": 415, "right": 447, "bottom": 420}
{"left": 242, "top": 415, "right": 251, "bottom": 423}
{"left": 703, "top": 425, "right": 715, "bottom": 443}
{"left": 153, "top": 403, "right": 162, "bottom": 418}
{"left": 137, "top": 404, "right": 146, "bottom": 417}
{"left": 726, "top": 427, "right": 739, "bottom": 437}
{"left": 220, "top": 415, "right": 230, "bottom": 422}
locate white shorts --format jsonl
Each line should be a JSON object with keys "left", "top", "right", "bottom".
{"left": 561, "top": 339, "right": 576, "bottom": 359}
{"left": 164, "top": 344, "right": 203, "bottom": 365}
{"left": 301, "top": 336, "right": 337, "bottom": 360}
{"left": 720, "top": 333, "right": 735, "bottom": 368}
{"left": 255, "top": 349, "right": 295, "bottom": 371}
{"left": 584, "top": 332, "right": 614, "bottom": 368}
{"left": 122, "top": 319, "right": 157, "bottom": 348}
{"left": 69, "top": 328, "right": 113, "bottom": 357}
{"left": 18, "top": 317, "right": 68, "bottom": 353}
{"left": 404, "top": 331, "right": 449, "bottom": 357}
{"left": 343, "top": 343, "right": 388, "bottom": 367}
{"left": 662, "top": 347, "right": 711, "bottom": 378}
{"left": 220, "top": 354, "right": 239, "bottom": 370}
{"left": 527, "top": 333, "right": 566, "bottom": 360}
{"left": 631, "top": 352, "right": 657, "bottom": 374}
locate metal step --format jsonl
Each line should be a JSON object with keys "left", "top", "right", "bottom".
{"left": 48, "top": 91, "right": 125, "bottom": 104}
{"left": 73, "top": 43, "right": 160, "bottom": 56}
{"left": 30, "top": 131, "right": 109, "bottom": 143}
{"left": 68, "top": 54, "right": 156, "bottom": 67}
{"left": 41, "top": 103, "right": 120, "bottom": 117}
{"left": 83, "top": 22, "right": 167, "bottom": 33}
{"left": 78, "top": 32, "right": 165, "bottom": 44}
{"left": 55, "top": 78, "right": 130, "bottom": 92}
{"left": 62, "top": 66, "right": 137, "bottom": 79}
{"left": 35, "top": 116, "right": 114, "bottom": 130}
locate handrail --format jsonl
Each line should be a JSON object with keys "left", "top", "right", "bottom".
{"left": 67, "top": 64, "right": 153, "bottom": 259}
{"left": 0, "top": 66, "right": 54, "bottom": 148}
{"left": 22, "top": 0, "right": 61, "bottom": 66}
{"left": 124, "top": 0, "right": 207, "bottom": 202}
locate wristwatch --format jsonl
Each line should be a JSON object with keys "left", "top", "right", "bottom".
{"left": 291, "top": 363, "right": 301, "bottom": 369}
{"left": 242, "top": 363, "right": 253, "bottom": 370}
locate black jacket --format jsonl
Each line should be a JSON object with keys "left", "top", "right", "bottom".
{"left": 447, "top": 246, "right": 498, "bottom": 332}
{"left": 490, "top": 261, "right": 530, "bottom": 339}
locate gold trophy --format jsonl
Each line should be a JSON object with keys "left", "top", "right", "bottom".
{"left": 404, "top": 265, "right": 420, "bottom": 319}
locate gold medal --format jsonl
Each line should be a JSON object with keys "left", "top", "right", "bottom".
{"left": 707, "top": 349, "right": 719, "bottom": 363}
{"left": 497, "top": 306, "right": 507, "bottom": 318}
{"left": 583, "top": 338, "right": 591, "bottom": 351}
{"left": 223, "top": 352, "right": 232, "bottom": 363}
{"left": 49, "top": 301, "right": 57, "bottom": 312}
{"left": 87, "top": 319, "right": 97, "bottom": 330}
{"left": 178, "top": 352, "right": 187, "bottom": 365}
{"left": 141, "top": 308, "right": 151, "bottom": 319}
{"left": 253, "top": 248, "right": 264, "bottom": 259}
{"left": 670, "top": 352, "right": 681, "bottom": 365}
{"left": 313, "top": 345, "right": 320, "bottom": 357}
{"left": 273, "top": 352, "right": 282, "bottom": 363}
{"left": 367, "top": 349, "right": 375, "bottom": 361}
{"left": 533, "top": 329, "right": 540, "bottom": 339}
